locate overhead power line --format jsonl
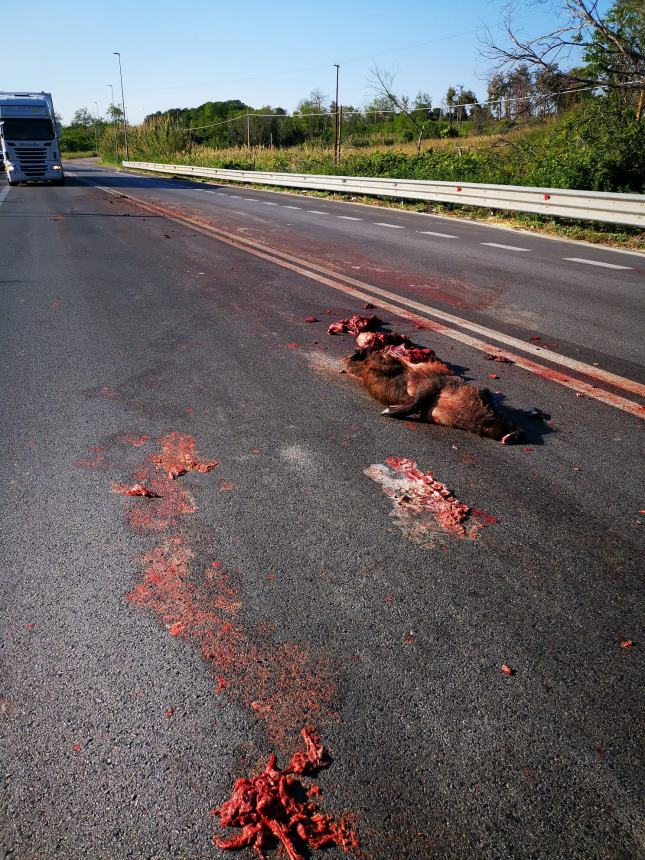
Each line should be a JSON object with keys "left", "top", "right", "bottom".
{"left": 165, "top": 81, "right": 639, "bottom": 134}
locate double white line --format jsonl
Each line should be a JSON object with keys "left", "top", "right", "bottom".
{"left": 69, "top": 172, "right": 645, "bottom": 419}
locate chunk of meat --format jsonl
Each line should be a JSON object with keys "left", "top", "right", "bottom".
{"left": 355, "top": 331, "right": 411, "bottom": 350}
{"left": 112, "top": 482, "right": 159, "bottom": 498}
{"left": 382, "top": 343, "right": 437, "bottom": 363}
{"left": 327, "top": 314, "right": 382, "bottom": 336}
{"left": 485, "top": 355, "right": 514, "bottom": 364}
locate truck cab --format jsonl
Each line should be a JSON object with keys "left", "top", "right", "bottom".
{"left": 0, "top": 92, "right": 64, "bottom": 185}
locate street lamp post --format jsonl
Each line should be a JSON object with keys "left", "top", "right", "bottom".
{"left": 93, "top": 100, "right": 100, "bottom": 153}
{"left": 113, "top": 52, "right": 129, "bottom": 160}
{"left": 333, "top": 64, "right": 340, "bottom": 165}
{"left": 108, "top": 84, "right": 119, "bottom": 160}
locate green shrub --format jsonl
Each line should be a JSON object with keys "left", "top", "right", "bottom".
{"left": 100, "top": 98, "right": 645, "bottom": 193}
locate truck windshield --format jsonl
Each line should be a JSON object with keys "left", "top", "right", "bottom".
{"left": 1, "top": 118, "right": 54, "bottom": 140}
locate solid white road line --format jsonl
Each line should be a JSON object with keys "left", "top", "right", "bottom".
{"left": 375, "top": 222, "right": 405, "bottom": 229}
{"left": 481, "top": 242, "right": 530, "bottom": 251}
{"left": 418, "top": 230, "right": 459, "bottom": 239}
{"left": 564, "top": 257, "right": 633, "bottom": 270}
{"left": 68, "top": 172, "right": 645, "bottom": 415}
{"left": 0, "top": 185, "right": 10, "bottom": 205}
{"left": 338, "top": 215, "right": 363, "bottom": 220}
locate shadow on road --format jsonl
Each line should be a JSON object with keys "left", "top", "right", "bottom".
{"left": 0, "top": 212, "right": 160, "bottom": 218}
{"left": 64, "top": 165, "right": 230, "bottom": 194}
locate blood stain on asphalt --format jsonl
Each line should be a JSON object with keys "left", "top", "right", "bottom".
{"left": 149, "top": 431, "right": 219, "bottom": 479}
{"left": 126, "top": 538, "right": 338, "bottom": 745}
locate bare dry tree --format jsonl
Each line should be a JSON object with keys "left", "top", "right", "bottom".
{"left": 481, "top": 0, "right": 645, "bottom": 119}
{"left": 369, "top": 66, "right": 432, "bottom": 153}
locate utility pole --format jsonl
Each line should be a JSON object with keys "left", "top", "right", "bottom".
{"left": 93, "top": 100, "right": 100, "bottom": 153}
{"left": 113, "top": 52, "right": 129, "bottom": 160}
{"left": 333, "top": 64, "right": 340, "bottom": 165}
{"left": 108, "top": 84, "right": 119, "bottom": 160}
{"left": 246, "top": 114, "right": 251, "bottom": 148}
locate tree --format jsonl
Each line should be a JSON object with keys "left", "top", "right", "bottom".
{"left": 506, "top": 65, "right": 533, "bottom": 117}
{"left": 296, "top": 89, "right": 328, "bottom": 115}
{"left": 108, "top": 103, "right": 125, "bottom": 124}
{"left": 295, "top": 90, "right": 330, "bottom": 143}
{"left": 487, "top": 72, "right": 508, "bottom": 118}
{"left": 445, "top": 85, "right": 480, "bottom": 120}
{"left": 414, "top": 91, "right": 432, "bottom": 109}
{"left": 369, "top": 66, "right": 431, "bottom": 151}
{"left": 482, "top": 0, "right": 645, "bottom": 119}
{"left": 71, "top": 107, "right": 95, "bottom": 127}
{"left": 584, "top": 0, "right": 645, "bottom": 116}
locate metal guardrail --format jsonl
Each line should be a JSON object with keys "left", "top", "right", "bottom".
{"left": 123, "top": 161, "right": 645, "bottom": 227}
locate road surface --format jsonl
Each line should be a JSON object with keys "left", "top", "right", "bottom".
{"left": 1, "top": 162, "right": 643, "bottom": 860}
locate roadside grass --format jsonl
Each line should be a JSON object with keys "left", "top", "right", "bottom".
{"left": 62, "top": 150, "right": 97, "bottom": 159}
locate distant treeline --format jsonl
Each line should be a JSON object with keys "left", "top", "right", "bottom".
{"left": 142, "top": 69, "right": 595, "bottom": 150}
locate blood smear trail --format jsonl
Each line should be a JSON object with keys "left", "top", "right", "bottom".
{"left": 126, "top": 539, "right": 337, "bottom": 744}
{"left": 126, "top": 476, "right": 196, "bottom": 533}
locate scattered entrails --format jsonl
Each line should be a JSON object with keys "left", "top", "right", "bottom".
{"left": 213, "top": 727, "right": 358, "bottom": 859}
{"left": 365, "top": 457, "right": 495, "bottom": 546}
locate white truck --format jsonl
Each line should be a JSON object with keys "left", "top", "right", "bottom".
{"left": 0, "top": 91, "right": 64, "bottom": 184}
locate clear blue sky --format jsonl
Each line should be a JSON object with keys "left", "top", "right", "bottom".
{"left": 2, "top": 0, "right": 600, "bottom": 123}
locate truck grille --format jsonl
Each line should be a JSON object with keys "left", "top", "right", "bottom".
{"left": 16, "top": 146, "right": 47, "bottom": 177}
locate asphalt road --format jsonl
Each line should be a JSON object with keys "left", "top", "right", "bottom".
{"left": 0, "top": 165, "right": 643, "bottom": 860}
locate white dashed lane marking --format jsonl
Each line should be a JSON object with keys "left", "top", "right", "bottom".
{"left": 481, "top": 242, "right": 530, "bottom": 251}
{"left": 139, "top": 180, "right": 638, "bottom": 276}
{"left": 564, "top": 257, "right": 633, "bottom": 270}
{"left": 418, "top": 230, "right": 459, "bottom": 239}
